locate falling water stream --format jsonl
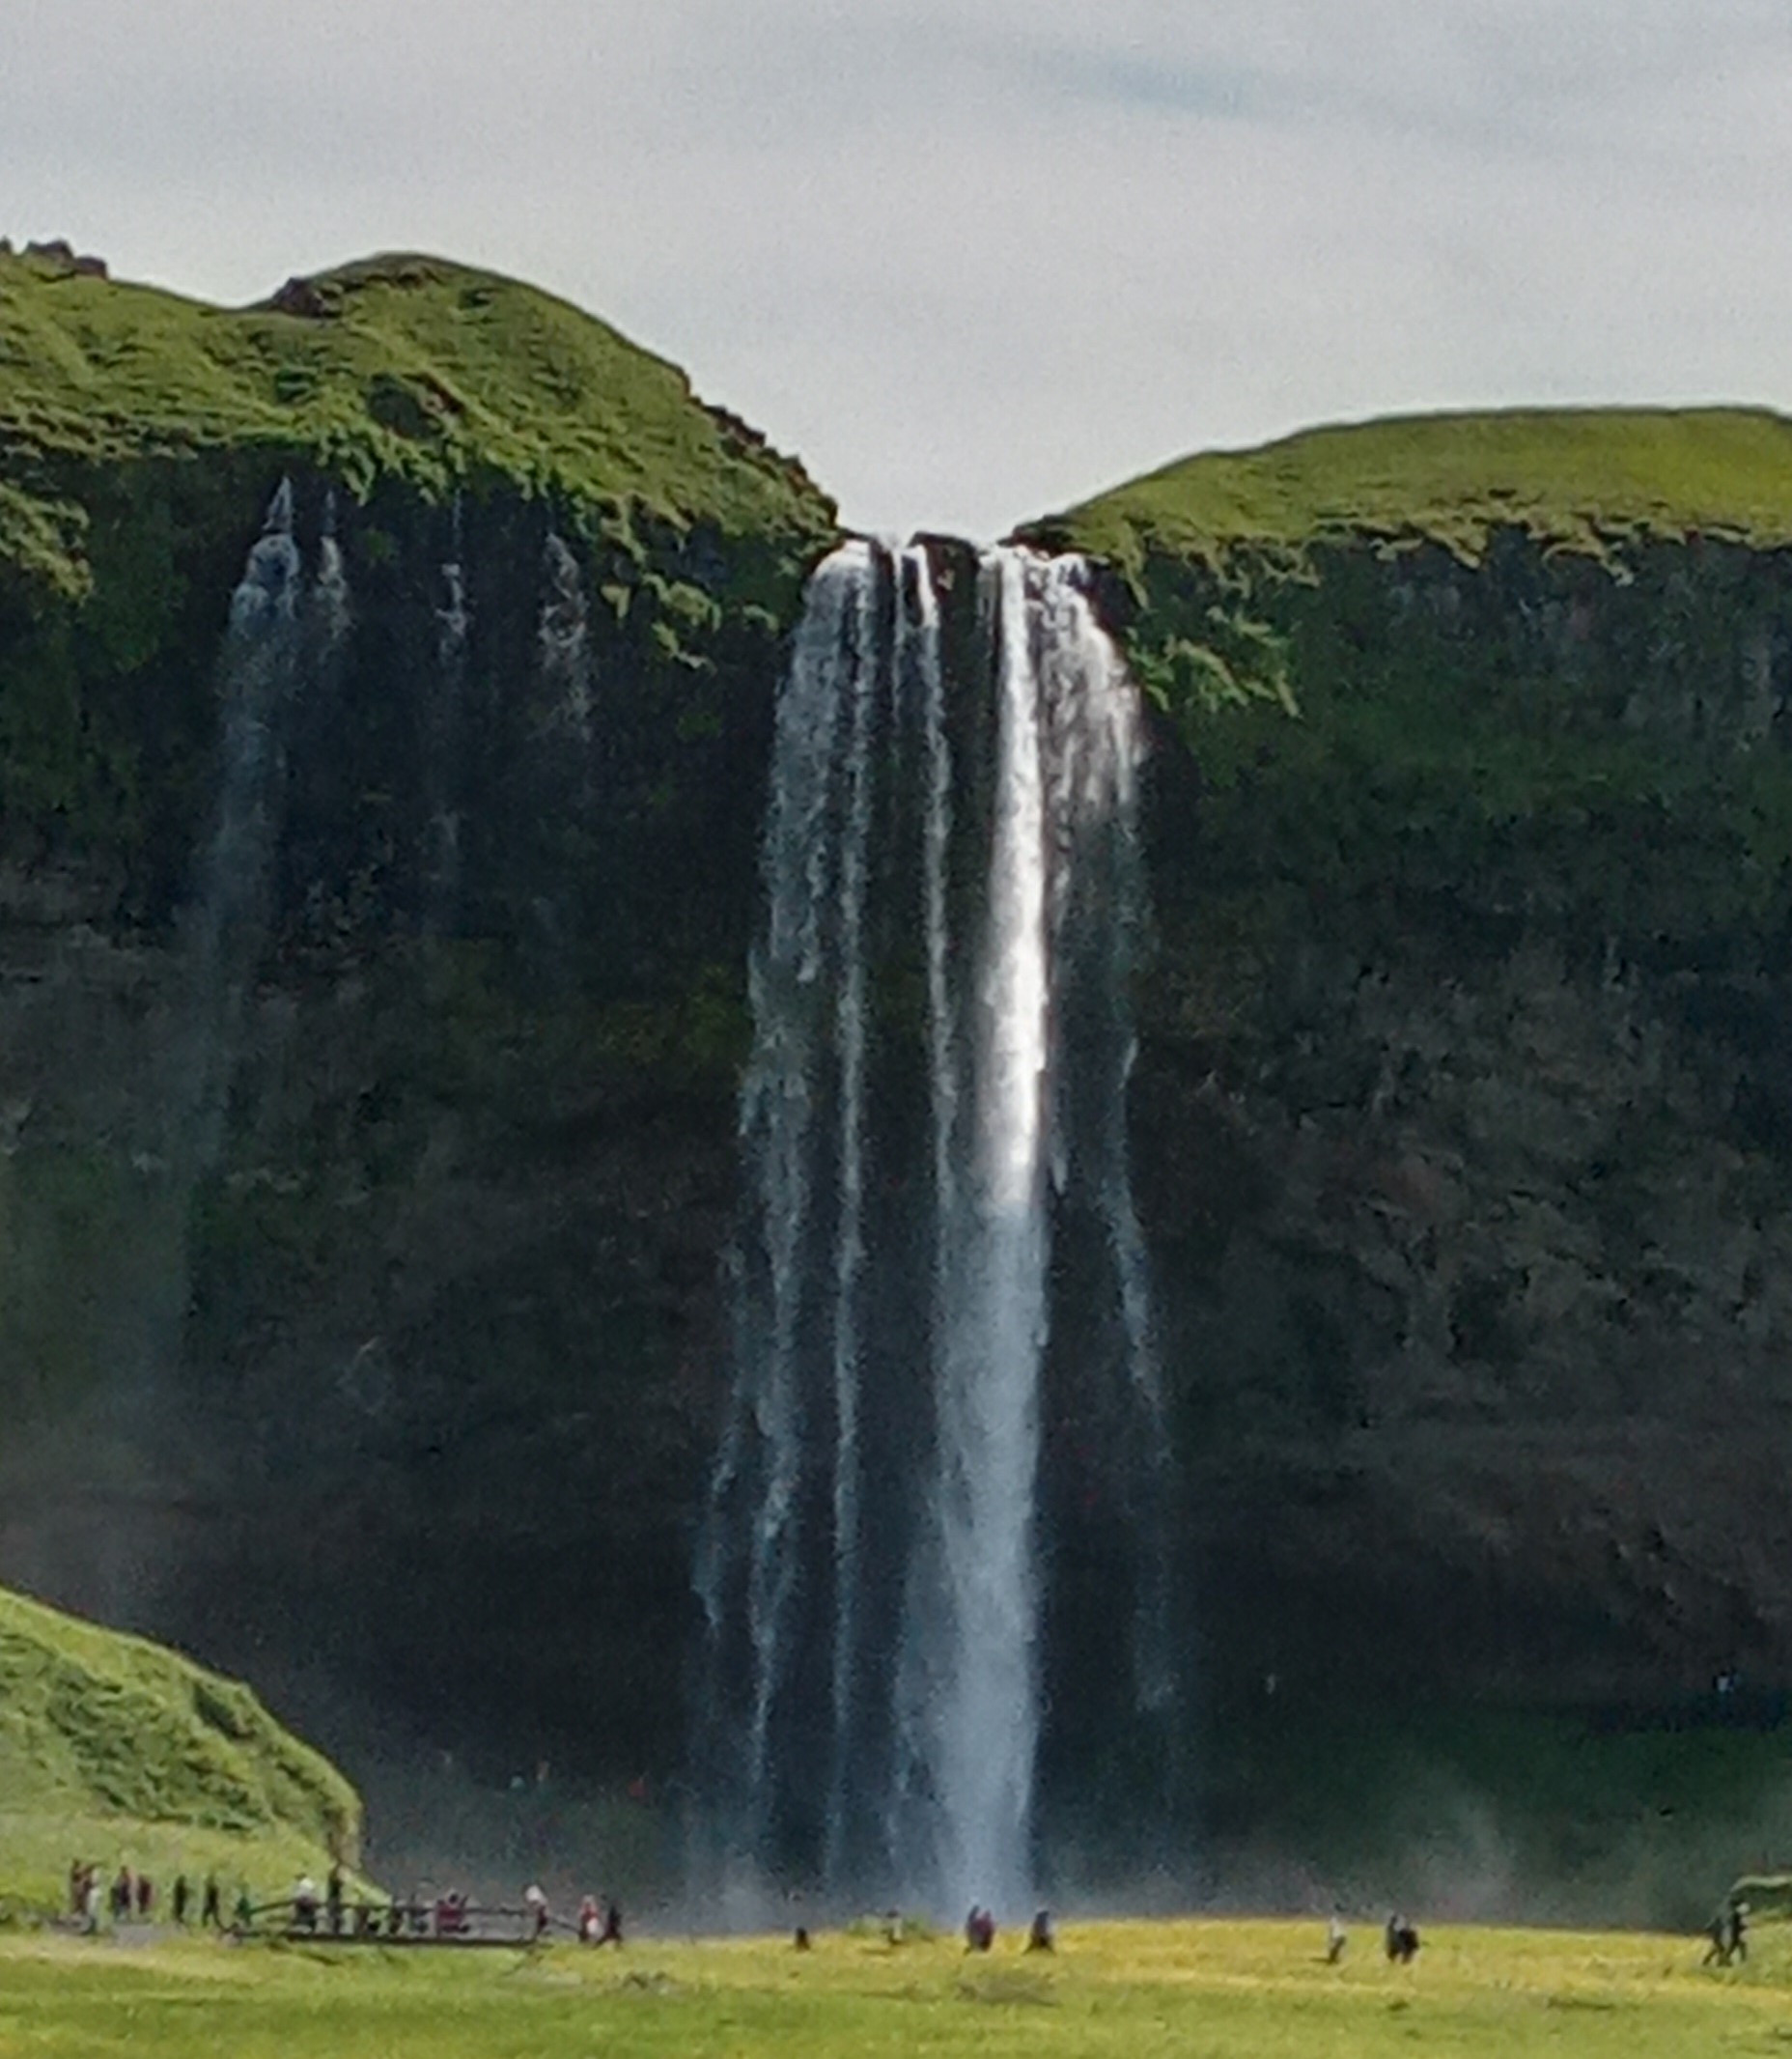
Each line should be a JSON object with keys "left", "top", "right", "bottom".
{"left": 424, "top": 499, "right": 472, "bottom": 932}
{"left": 699, "top": 539, "right": 1167, "bottom": 1915}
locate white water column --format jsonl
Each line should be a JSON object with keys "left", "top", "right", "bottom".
{"left": 700, "top": 539, "right": 1161, "bottom": 1915}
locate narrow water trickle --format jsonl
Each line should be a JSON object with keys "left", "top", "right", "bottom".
{"left": 128, "top": 476, "right": 316, "bottom": 1426}
{"left": 539, "top": 529, "right": 592, "bottom": 744}
{"left": 424, "top": 498, "right": 471, "bottom": 931}
{"left": 187, "top": 476, "right": 308, "bottom": 1142}
{"left": 315, "top": 490, "right": 352, "bottom": 652}
{"left": 698, "top": 538, "right": 1170, "bottom": 1916}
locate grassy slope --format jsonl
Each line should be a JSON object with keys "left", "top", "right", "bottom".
{"left": 0, "top": 1918, "right": 1783, "bottom": 2058}
{"left": 0, "top": 247, "right": 836, "bottom": 595}
{"left": 0, "top": 1585, "right": 361, "bottom": 1916}
{"left": 1047, "top": 406, "right": 1792, "bottom": 572}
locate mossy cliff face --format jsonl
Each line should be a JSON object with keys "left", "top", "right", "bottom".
{"left": 0, "top": 251, "right": 835, "bottom": 1777}
{"left": 10, "top": 265, "right": 1792, "bottom": 1820}
{"left": 1039, "top": 417, "right": 1792, "bottom": 1731}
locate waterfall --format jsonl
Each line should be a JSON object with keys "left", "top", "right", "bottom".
{"left": 128, "top": 477, "right": 311, "bottom": 1418}
{"left": 821, "top": 559, "right": 879, "bottom": 1884}
{"left": 698, "top": 538, "right": 1166, "bottom": 1915}
{"left": 315, "top": 491, "right": 352, "bottom": 651}
{"left": 917, "top": 549, "right": 1052, "bottom": 1911}
{"left": 425, "top": 500, "right": 471, "bottom": 932}
{"left": 189, "top": 476, "right": 307, "bottom": 1113}
{"left": 539, "top": 530, "right": 592, "bottom": 743}
{"left": 730, "top": 546, "right": 858, "bottom": 1821}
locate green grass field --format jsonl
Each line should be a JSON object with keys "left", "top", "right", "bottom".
{"left": 0, "top": 1916, "right": 1784, "bottom": 2058}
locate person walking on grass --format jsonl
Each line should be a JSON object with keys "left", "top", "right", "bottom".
{"left": 1727, "top": 1900, "right": 1749, "bottom": 1963}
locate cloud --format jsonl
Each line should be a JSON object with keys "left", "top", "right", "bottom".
{"left": 4, "top": 2, "right": 1792, "bottom": 536}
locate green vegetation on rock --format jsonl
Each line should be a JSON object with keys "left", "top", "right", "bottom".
{"left": 1030, "top": 407, "right": 1792, "bottom": 728}
{"left": 0, "top": 244, "right": 835, "bottom": 911}
{"left": 0, "top": 1584, "right": 361, "bottom": 1915}
{"left": 1049, "top": 406, "right": 1792, "bottom": 575}
{"left": 0, "top": 245, "right": 837, "bottom": 597}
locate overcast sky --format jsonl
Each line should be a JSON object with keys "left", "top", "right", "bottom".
{"left": 6, "top": 2, "right": 1791, "bottom": 538}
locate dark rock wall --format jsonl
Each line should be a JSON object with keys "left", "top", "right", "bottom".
{"left": 1132, "top": 532, "right": 1792, "bottom": 1731}
{"left": 0, "top": 460, "right": 809, "bottom": 1779}
{"left": 8, "top": 481, "right": 1792, "bottom": 1806}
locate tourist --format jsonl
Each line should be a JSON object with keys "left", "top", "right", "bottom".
{"left": 202, "top": 1873, "right": 222, "bottom": 1928}
{"left": 111, "top": 1866, "right": 133, "bottom": 1923}
{"left": 965, "top": 1905, "right": 995, "bottom": 1953}
{"left": 1727, "top": 1900, "right": 1749, "bottom": 1963}
{"left": 81, "top": 1874, "right": 101, "bottom": 1935}
{"left": 135, "top": 1873, "right": 154, "bottom": 1920}
{"left": 326, "top": 1863, "right": 345, "bottom": 1936}
{"left": 793, "top": 1925, "right": 812, "bottom": 1951}
{"left": 577, "top": 1895, "right": 601, "bottom": 1944}
{"left": 173, "top": 1873, "right": 190, "bottom": 1926}
{"left": 599, "top": 1897, "right": 624, "bottom": 1946}
{"left": 293, "top": 1875, "right": 320, "bottom": 1933}
{"left": 1325, "top": 1914, "right": 1347, "bottom": 1964}
{"left": 523, "top": 1882, "right": 549, "bottom": 1939}
{"left": 1025, "top": 1908, "right": 1055, "bottom": 1954}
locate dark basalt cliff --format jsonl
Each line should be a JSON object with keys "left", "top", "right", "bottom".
{"left": 6, "top": 249, "right": 1792, "bottom": 1873}
{"left": 1036, "top": 414, "right": 1792, "bottom": 1764}
{"left": 0, "top": 247, "right": 836, "bottom": 1778}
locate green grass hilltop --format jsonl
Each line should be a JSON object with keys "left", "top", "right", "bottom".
{"left": 1026, "top": 406, "right": 1792, "bottom": 725}
{"left": 0, "top": 243, "right": 836, "bottom": 599}
{"left": 1048, "top": 406, "right": 1792, "bottom": 573}
{"left": 0, "top": 1583, "right": 360, "bottom": 1918}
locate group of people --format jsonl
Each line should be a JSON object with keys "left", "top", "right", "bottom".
{"left": 958, "top": 1905, "right": 1053, "bottom": 1954}
{"left": 288, "top": 1866, "right": 353, "bottom": 1935}
{"left": 1383, "top": 1913, "right": 1422, "bottom": 1964}
{"left": 576, "top": 1894, "right": 625, "bottom": 1945}
{"left": 68, "top": 1860, "right": 232, "bottom": 1933}
{"left": 257, "top": 1876, "right": 624, "bottom": 1946}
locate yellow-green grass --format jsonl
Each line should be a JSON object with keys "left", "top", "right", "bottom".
{"left": 0, "top": 1585, "right": 361, "bottom": 1917}
{"left": 0, "top": 247, "right": 836, "bottom": 594}
{"left": 1045, "top": 406, "right": 1792, "bottom": 573}
{"left": 0, "top": 1916, "right": 1785, "bottom": 2058}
